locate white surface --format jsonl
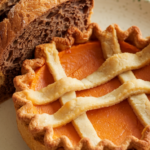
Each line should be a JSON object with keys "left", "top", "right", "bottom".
{"left": 92, "top": 0, "right": 150, "bottom": 37}
{"left": 1, "top": 0, "right": 150, "bottom": 149}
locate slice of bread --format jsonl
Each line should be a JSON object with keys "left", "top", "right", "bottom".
{"left": 0, "top": 0, "right": 94, "bottom": 102}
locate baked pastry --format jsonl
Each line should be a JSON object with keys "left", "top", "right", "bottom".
{"left": 13, "top": 23, "right": 150, "bottom": 150}
{"left": 0, "top": 0, "right": 93, "bottom": 102}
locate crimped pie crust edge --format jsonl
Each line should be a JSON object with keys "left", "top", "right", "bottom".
{"left": 13, "top": 23, "right": 150, "bottom": 150}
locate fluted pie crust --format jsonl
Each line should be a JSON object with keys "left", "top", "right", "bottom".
{"left": 13, "top": 23, "right": 150, "bottom": 150}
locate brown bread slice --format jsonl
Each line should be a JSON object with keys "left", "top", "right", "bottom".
{"left": 0, "top": 0, "right": 94, "bottom": 102}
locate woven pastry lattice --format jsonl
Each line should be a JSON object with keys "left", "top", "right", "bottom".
{"left": 13, "top": 24, "right": 150, "bottom": 149}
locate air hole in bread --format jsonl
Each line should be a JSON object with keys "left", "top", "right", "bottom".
{"left": 6, "top": 50, "right": 13, "bottom": 62}
{"left": 64, "top": 17, "right": 70, "bottom": 22}
{"left": 13, "top": 57, "right": 22, "bottom": 64}
{"left": 46, "top": 9, "right": 59, "bottom": 19}
{"left": 83, "top": 6, "right": 89, "bottom": 14}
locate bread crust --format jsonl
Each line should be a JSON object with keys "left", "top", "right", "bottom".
{"left": 0, "top": 0, "right": 8, "bottom": 6}
{"left": 0, "top": 0, "right": 8, "bottom": 10}
{"left": 0, "top": 0, "right": 20, "bottom": 18}
{"left": 13, "top": 23, "right": 150, "bottom": 150}
{"left": 0, "top": 0, "right": 68, "bottom": 61}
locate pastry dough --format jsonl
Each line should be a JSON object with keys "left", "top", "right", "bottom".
{"left": 36, "top": 43, "right": 101, "bottom": 146}
{"left": 29, "top": 79, "right": 150, "bottom": 129}
{"left": 100, "top": 25, "right": 150, "bottom": 127}
{"left": 16, "top": 43, "right": 150, "bottom": 105}
{"left": 13, "top": 23, "right": 150, "bottom": 150}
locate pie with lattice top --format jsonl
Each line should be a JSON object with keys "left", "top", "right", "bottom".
{"left": 13, "top": 23, "right": 150, "bottom": 150}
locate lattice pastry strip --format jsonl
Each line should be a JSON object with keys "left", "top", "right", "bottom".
{"left": 29, "top": 78, "right": 150, "bottom": 128}
{"left": 23, "top": 43, "right": 150, "bottom": 105}
{"left": 13, "top": 23, "right": 150, "bottom": 150}
{"left": 39, "top": 43, "right": 101, "bottom": 146}
{"left": 26, "top": 42, "right": 150, "bottom": 140}
{"left": 99, "top": 25, "right": 150, "bottom": 127}
{"left": 15, "top": 39, "right": 150, "bottom": 132}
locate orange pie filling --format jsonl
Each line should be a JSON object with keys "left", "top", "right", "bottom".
{"left": 30, "top": 41, "right": 150, "bottom": 146}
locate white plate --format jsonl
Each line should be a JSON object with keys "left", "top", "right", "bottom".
{"left": 92, "top": 0, "right": 150, "bottom": 37}
{"left": 1, "top": 0, "right": 150, "bottom": 149}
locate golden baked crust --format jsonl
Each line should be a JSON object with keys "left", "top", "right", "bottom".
{"left": 0, "top": 0, "right": 8, "bottom": 11}
{"left": 0, "top": 0, "right": 19, "bottom": 18}
{"left": 53, "top": 23, "right": 150, "bottom": 51}
{"left": 13, "top": 23, "right": 150, "bottom": 150}
{"left": 0, "top": 0, "right": 67, "bottom": 54}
